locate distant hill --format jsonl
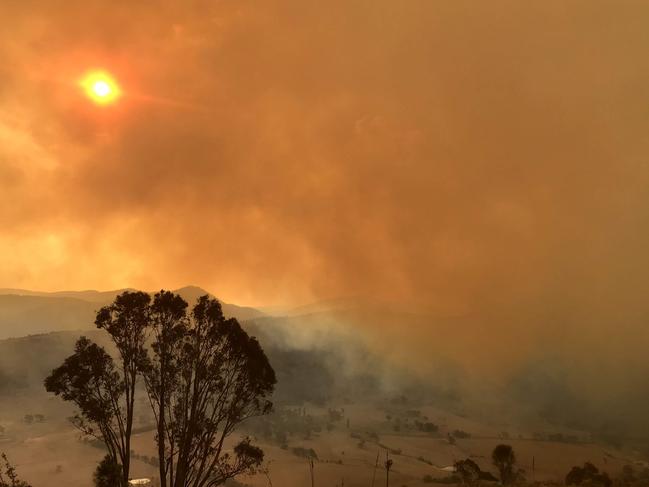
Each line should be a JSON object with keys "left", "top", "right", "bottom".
{"left": 0, "top": 288, "right": 135, "bottom": 303}
{"left": 169, "top": 286, "right": 265, "bottom": 322}
{"left": 0, "top": 329, "right": 108, "bottom": 393}
{"left": 0, "top": 295, "right": 98, "bottom": 339}
{"left": 0, "top": 297, "right": 411, "bottom": 406}
{"left": 1, "top": 296, "right": 640, "bottom": 444}
{"left": 0, "top": 322, "right": 379, "bottom": 407}
{"left": 0, "top": 286, "right": 264, "bottom": 340}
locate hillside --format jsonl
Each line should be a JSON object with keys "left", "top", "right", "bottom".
{"left": 0, "top": 286, "right": 264, "bottom": 340}
{"left": 0, "top": 296, "right": 647, "bottom": 487}
{"left": 0, "top": 330, "right": 645, "bottom": 487}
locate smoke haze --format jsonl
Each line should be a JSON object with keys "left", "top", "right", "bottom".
{"left": 2, "top": 1, "right": 649, "bottom": 435}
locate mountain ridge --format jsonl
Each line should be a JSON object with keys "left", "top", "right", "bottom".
{"left": 0, "top": 285, "right": 264, "bottom": 340}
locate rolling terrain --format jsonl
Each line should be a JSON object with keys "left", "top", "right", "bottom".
{"left": 0, "top": 286, "right": 263, "bottom": 339}
{"left": 0, "top": 287, "right": 647, "bottom": 487}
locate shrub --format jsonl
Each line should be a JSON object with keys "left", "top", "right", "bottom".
{"left": 291, "top": 447, "right": 318, "bottom": 460}
{"left": 0, "top": 454, "right": 30, "bottom": 487}
{"left": 415, "top": 421, "right": 439, "bottom": 433}
{"left": 93, "top": 455, "right": 121, "bottom": 487}
{"left": 492, "top": 444, "right": 517, "bottom": 485}
{"left": 565, "top": 462, "right": 612, "bottom": 487}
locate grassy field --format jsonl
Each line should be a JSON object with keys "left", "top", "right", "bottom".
{"left": 1, "top": 394, "right": 645, "bottom": 487}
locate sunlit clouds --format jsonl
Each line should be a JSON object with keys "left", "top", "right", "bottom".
{"left": 0, "top": 0, "right": 648, "bottom": 318}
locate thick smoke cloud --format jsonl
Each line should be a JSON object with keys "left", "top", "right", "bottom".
{"left": 2, "top": 1, "right": 649, "bottom": 416}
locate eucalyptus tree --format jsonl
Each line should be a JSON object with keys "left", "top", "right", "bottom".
{"left": 46, "top": 289, "right": 275, "bottom": 487}
{"left": 492, "top": 444, "right": 516, "bottom": 485}
{"left": 143, "top": 294, "right": 276, "bottom": 487}
{"left": 95, "top": 290, "right": 151, "bottom": 485}
{"left": 45, "top": 291, "right": 151, "bottom": 486}
{"left": 141, "top": 290, "right": 189, "bottom": 487}
{"left": 45, "top": 337, "right": 128, "bottom": 485}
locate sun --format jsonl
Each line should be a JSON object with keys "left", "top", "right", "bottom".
{"left": 79, "top": 70, "right": 122, "bottom": 105}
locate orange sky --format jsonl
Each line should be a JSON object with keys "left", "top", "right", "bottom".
{"left": 1, "top": 0, "right": 649, "bottom": 314}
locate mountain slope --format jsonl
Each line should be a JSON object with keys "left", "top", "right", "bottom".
{"left": 0, "top": 286, "right": 264, "bottom": 339}
{"left": 0, "top": 295, "right": 98, "bottom": 339}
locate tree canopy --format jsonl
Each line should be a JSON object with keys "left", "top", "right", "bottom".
{"left": 492, "top": 444, "right": 517, "bottom": 485}
{"left": 45, "top": 290, "right": 276, "bottom": 487}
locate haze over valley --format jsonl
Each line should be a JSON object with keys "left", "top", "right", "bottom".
{"left": 2, "top": 1, "right": 649, "bottom": 486}
{"left": 0, "top": 286, "right": 647, "bottom": 487}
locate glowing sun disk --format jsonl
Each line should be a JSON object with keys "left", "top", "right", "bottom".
{"left": 80, "top": 71, "right": 122, "bottom": 105}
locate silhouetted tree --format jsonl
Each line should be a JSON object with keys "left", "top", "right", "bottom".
{"left": 143, "top": 294, "right": 276, "bottom": 487}
{"left": 141, "top": 290, "right": 188, "bottom": 487}
{"left": 44, "top": 337, "right": 128, "bottom": 485}
{"left": 565, "top": 462, "right": 612, "bottom": 487}
{"left": 93, "top": 455, "right": 122, "bottom": 487}
{"left": 46, "top": 289, "right": 274, "bottom": 487}
{"left": 95, "top": 290, "right": 151, "bottom": 485}
{"left": 45, "top": 290, "right": 150, "bottom": 486}
{"left": 566, "top": 465, "right": 586, "bottom": 485}
{"left": 0, "top": 453, "right": 30, "bottom": 487}
{"left": 455, "top": 458, "right": 499, "bottom": 485}
{"left": 455, "top": 459, "right": 481, "bottom": 486}
{"left": 492, "top": 444, "right": 516, "bottom": 485}
{"left": 385, "top": 452, "right": 393, "bottom": 487}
